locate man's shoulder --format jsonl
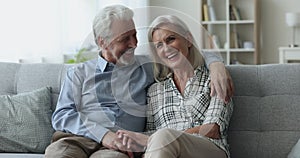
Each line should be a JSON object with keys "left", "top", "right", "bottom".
{"left": 66, "top": 59, "right": 98, "bottom": 75}
{"left": 135, "top": 55, "right": 152, "bottom": 64}
{"left": 134, "top": 55, "right": 153, "bottom": 71}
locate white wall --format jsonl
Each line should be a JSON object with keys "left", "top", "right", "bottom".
{"left": 150, "top": 0, "right": 300, "bottom": 64}
{"left": 260, "top": 0, "right": 300, "bottom": 64}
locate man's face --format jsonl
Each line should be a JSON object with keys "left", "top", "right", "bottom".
{"left": 103, "top": 19, "right": 137, "bottom": 65}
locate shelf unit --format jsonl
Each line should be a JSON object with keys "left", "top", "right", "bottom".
{"left": 200, "top": 0, "right": 260, "bottom": 65}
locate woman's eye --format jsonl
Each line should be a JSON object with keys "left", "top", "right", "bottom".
{"left": 155, "top": 43, "right": 162, "bottom": 49}
{"left": 166, "top": 36, "right": 175, "bottom": 43}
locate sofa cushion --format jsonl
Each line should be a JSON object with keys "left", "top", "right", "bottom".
{"left": 227, "top": 64, "right": 300, "bottom": 158}
{"left": 0, "top": 87, "right": 54, "bottom": 153}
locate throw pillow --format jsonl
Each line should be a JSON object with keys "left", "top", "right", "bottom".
{"left": 0, "top": 87, "right": 54, "bottom": 153}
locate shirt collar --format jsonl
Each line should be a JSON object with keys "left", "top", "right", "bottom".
{"left": 167, "top": 66, "right": 205, "bottom": 80}
{"left": 96, "top": 51, "right": 115, "bottom": 72}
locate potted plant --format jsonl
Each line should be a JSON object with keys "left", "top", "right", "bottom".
{"left": 66, "top": 48, "right": 88, "bottom": 63}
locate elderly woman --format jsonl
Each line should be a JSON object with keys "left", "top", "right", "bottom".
{"left": 117, "top": 15, "right": 233, "bottom": 158}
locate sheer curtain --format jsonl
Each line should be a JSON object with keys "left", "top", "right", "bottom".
{"left": 0, "top": 0, "right": 148, "bottom": 63}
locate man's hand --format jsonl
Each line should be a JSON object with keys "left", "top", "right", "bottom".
{"left": 117, "top": 130, "right": 149, "bottom": 152}
{"left": 102, "top": 131, "right": 120, "bottom": 150}
{"left": 102, "top": 131, "right": 134, "bottom": 158}
{"left": 209, "top": 62, "right": 234, "bottom": 103}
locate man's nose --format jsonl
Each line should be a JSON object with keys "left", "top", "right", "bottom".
{"left": 128, "top": 36, "right": 137, "bottom": 48}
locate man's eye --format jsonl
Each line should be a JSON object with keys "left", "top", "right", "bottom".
{"left": 124, "top": 36, "right": 130, "bottom": 41}
{"left": 118, "top": 38, "right": 126, "bottom": 43}
{"left": 117, "top": 36, "right": 129, "bottom": 43}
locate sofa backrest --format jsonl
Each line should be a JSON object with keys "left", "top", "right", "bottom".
{"left": 227, "top": 64, "right": 300, "bottom": 158}
{"left": 0, "top": 62, "right": 71, "bottom": 111}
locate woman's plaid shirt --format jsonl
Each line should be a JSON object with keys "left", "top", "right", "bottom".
{"left": 146, "top": 65, "right": 233, "bottom": 156}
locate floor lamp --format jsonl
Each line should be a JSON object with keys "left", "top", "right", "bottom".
{"left": 286, "top": 12, "right": 300, "bottom": 47}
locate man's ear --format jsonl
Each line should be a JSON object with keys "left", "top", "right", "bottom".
{"left": 98, "top": 37, "right": 108, "bottom": 50}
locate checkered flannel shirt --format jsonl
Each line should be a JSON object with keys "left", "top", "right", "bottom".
{"left": 146, "top": 65, "right": 233, "bottom": 157}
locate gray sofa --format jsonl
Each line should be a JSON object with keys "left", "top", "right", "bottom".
{"left": 0, "top": 62, "right": 299, "bottom": 158}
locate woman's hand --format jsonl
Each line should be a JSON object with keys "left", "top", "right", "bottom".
{"left": 117, "top": 130, "right": 149, "bottom": 152}
{"left": 198, "top": 123, "right": 221, "bottom": 139}
{"left": 184, "top": 126, "right": 200, "bottom": 134}
{"left": 185, "top": 123, "right": 221, "bottom": 139}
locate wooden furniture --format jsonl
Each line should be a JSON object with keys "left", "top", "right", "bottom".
{"left": 279, "top": 47, "right": 300, "bottom": 64}
{"left": 199, "top": 0, "right": 260, "bottom": 65}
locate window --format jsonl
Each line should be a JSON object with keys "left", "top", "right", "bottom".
{"left": 0, "top": 0, "right": 148, "bottom": 63}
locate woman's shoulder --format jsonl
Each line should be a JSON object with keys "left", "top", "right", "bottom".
{"left": 195, "top": 65, "right": 210, "bottom": 77}
{"left": 148, "top": 79, "right": 169, "bottom": 95}
{"left": 196, "top": 65, "right": 209, "bottom": 72}
{"left": 149, "top": 80, "right": 166, "bottom": 90}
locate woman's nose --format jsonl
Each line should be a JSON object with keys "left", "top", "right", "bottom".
{"left": 162, "top": 43, "right": 172, "bottom": 52}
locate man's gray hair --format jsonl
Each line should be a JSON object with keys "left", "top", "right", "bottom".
{"left": 93, "top": 4, "right": 134, "bottom": 46}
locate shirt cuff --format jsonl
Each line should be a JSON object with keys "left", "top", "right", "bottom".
{"left": 201, "top": 50, "right": 224, "bottom": 68}
{"left": 84, "top": 123, "right": 110, "bottom": 143}
{"left": 203, "top": 117, "right": 226, "bottom": 135}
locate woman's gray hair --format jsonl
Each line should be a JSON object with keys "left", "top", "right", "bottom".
{"left": 93, "top": 4, "right": 134, "bottom": 46}
{"left": 148, "top": 15, "right": 204, "bottom": 82}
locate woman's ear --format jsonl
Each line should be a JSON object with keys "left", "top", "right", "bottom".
{"left": 186, "top": 33, "right": 193, "bottom": 48}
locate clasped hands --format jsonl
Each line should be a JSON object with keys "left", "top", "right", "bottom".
{"left": 102, "top": 130, "right": 149, "bottom": 158}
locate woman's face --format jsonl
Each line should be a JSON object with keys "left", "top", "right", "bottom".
{"left": 152, "top": 25, "right": 192, "bottom": 69}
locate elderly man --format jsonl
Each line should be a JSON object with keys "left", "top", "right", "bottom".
{"left": 44, "top": 4, "right": 233, "bottom": 158}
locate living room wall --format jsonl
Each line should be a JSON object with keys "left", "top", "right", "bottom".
{"left": 260, "top": 0, "right": 300, "bottom": 64}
